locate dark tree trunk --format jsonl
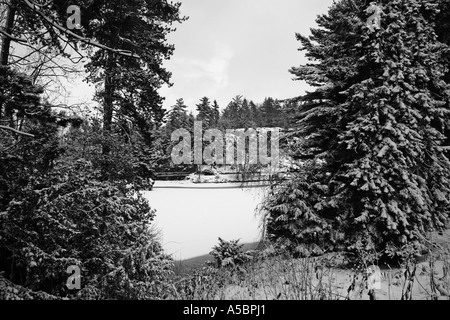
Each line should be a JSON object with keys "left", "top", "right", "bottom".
{"left": 101, "top": 47, "right": 117, "bottom": 179}
{"left": 1, "top": 0, "right": 16, "bottom": 66}
{"left": 103, "top": 53, "right": 115, "bottom": 136}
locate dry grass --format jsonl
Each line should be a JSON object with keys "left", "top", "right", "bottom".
{"left": 169, "top": 232, "right": 450, "bottom": 300}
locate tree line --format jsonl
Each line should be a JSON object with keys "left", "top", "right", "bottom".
{"left": 1, "top": 0, "right": 450, "bottom": 300}
{"left": 164, "top": 95, "right": 291, "bottom": 133}
{"left": 152, "top": 95, "right": 293, "bottom": 174}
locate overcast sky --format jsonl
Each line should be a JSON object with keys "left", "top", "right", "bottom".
{"left": 66, "top": 0, "right": 334, "bottom": 114}
{"left": 159, "top": 0, "right": 334, "bottom": 113}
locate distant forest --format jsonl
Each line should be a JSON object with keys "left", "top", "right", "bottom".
{"left": 165, "top": 95, "right": 293, "bottom": 132}
{"left": 155, "top": 95, "right": 295, "bottom": 173}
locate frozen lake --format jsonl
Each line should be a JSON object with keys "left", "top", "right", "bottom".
{"left": 143, "top": 181, "right": 269, "bottom": 260}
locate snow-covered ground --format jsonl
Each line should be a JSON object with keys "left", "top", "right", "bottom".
{"left": 143, "top": 181, "right": 269, "bottom": 260}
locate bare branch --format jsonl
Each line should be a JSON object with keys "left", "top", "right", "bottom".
{"left": 22, "top": 0, "right": 140, "bottom": 59}
{"left": 9, "top": 53, "right": 35, "bottom": 64}
{"left": 0, "top": 29, "right": 27, "bottom": 43}
{"left": 0, "top": 125, "right": 35, "bottom": 137}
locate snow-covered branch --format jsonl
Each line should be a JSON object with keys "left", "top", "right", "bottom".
{"left": 0, "top": 125, "right": 35, "bottom": 137}
{"left": 21, "top": 0, "right": 140, "bottom": 59}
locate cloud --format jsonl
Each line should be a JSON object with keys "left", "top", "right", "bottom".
{"left": 161, "top": 42, "right": 234, "bottom": 110}
{"left": 160, "top": 0, "right": 335, "bottom": 112}
{"left": 178, "top": 42, "right": 232, "bottom": 87}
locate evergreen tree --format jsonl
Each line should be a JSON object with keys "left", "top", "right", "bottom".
{"left": 266, "top": 0, "right": 450, "bottom": 260}
{"left": 1, "top": 0, "right": 185, "bottom": 145}
{"left": 64, "top": 0, "right": 185, "bottom": 162}
{"left": 212, "top": 100, "right": 220, "bottom": 128}
{"left": 249, "top": 100, "right": 262, "bottom": 128}
{"left": 188, "top": 111, "right": 195, "bottom": 127}
{"left": 261, "top": 97, "right": 283, "bottom": 127}
{"left": 435, "top": 0, "right": 450, "bottom": 88}
{"left": 166, "top": 98, "right": 190, "bottom": 132}
{"left": 239, "top": 98, "right": 252, "bottom": 129}
{"left": 221, "top": 95, "right": 243, "bottom": 129}
{"left": 196, "top": 96, "right": 214, "bottom": 128}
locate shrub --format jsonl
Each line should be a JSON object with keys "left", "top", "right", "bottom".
{"left": 0, "top": 159, "right": 173, "bottom": 299}
{"left": 210, "top": 238, "right": 252, "bottom": 270}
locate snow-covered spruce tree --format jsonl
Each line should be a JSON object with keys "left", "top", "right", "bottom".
{"left": 435, "top": 0, "right": 450, "bottom": 94}
{"left": 265, "top": 0, "right": 374, "bottom": 257}
{"left": 265, "top": 0, "right": 450, "bottom": 260}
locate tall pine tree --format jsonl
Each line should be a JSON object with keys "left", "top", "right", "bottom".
{"left": 266, "top": 0, "right": 450, "bottom": 260}
{"left": 196, "top": 96, "right": 214, "bottom": 128}
{"left": 166, "top": 98, "right": 191, "bottom": 132}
